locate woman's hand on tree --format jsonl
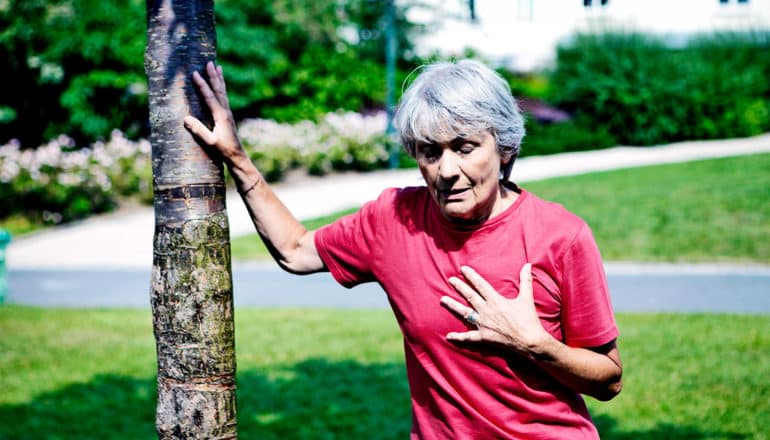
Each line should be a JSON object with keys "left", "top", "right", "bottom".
{"left": 184, "top": 61, "right": 244, "bottom": 163}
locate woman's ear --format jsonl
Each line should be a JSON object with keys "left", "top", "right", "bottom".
{"left": 500, "top": 151, "right": 517, "bottom": 180}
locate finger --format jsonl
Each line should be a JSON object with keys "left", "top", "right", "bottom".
{"left": 446, "top": 330, "right": 483, "bottom": 342}
{"left": 215, "top": 65, "right": 232, "bottom": 109}
{"left": 518, "top": 263, "right": 534, "bottom": 301}
{"left": 192, "top": 71, "right": 220, "bottom": 106}
{"left": 206, "top": 62, "right": 227, "bottom": 101}
{"left": 204, "top": 63, "right": 232, "bottom": 117}
{"left": 448, "top": 276, "right": 484, "bottom": 309}
{"left": 459, "top": 266, "right": 497, "bottom": 300}
{"left": 440, "top": 296, "right": 476, "bottom": 320}
{"left": 193, "top": 71, "right": 229, "bottom": 121}
{"left": 183, "top": 116, "right": 217, "bottom": 145}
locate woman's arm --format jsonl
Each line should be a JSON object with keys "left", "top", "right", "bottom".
{"left": 440, "top": 264, "right": 623, "bottom": 401}
{"left": 184, "top": 62, "right": 325, "bottom": 274}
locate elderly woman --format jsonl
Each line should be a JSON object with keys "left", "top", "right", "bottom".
{"left": 185, "top": 59, "right": 622, "bottom": 439}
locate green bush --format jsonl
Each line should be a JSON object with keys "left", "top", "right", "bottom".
{"left": 522, "top": 119, "right": 617, "bottom": 157}
{"left": 551, "top": 31, "right": 770, "bottom": 146}
{"left": 0, "top": 132, "right": 152, "bottom": 225}
{"left": 0, "top": 138, "right": 114, "bottom": 224}
{"left": 0, "top": 0, "right": 148, "bottom": 145}
{"left": 238, "top": 111, "right": 395, "bottom": 180}
{"left": 0, "top": 0, "right": 419, "bottom": 146}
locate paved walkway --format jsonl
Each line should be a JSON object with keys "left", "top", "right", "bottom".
{"left": 7, "top": 262, "right": 770, "bottom": 313}
{"left": 8, "top": 133, "right": 770, "bottom": 270}
{"left": 4, "top": 134, "right": 770, "bottom": 312}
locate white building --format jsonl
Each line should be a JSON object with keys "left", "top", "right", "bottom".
{"left": 409, "top": 0, "right": 770, "bottom": 71}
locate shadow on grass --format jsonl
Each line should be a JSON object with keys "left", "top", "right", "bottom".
{"left": 0, "top": 359, "right": 410, "bottom": 440}
{"left": 0, "top": 359, "right": 750, "bottom": 439}
{"left": 593, "top": 414, "right": 749, "bottom": 439}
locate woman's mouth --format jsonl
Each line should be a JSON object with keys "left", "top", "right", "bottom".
{"left": 438, "top": 187, "right": 470, "bottom": 201}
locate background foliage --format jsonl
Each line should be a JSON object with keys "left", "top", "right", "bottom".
{"left": 0, "top": 113, "right": 392, "bottom": 226}
{"left": 551, "top": 31, "right": 770, "bottom": 146}
{"left": 0, "top": 0, "right": 417, "bottom": 146}
{"left": 2, "top": 0, "right": 769, "bottom": 227}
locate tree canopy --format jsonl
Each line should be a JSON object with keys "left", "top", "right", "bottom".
{"left": 0, "top": 0, "right": 419, "bottom": 145}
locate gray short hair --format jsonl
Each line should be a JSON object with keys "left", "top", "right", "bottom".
{"left": 393, "top": 59, "right": 526, "bottom": 180}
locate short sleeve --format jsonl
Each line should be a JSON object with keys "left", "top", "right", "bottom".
{"left": 558, "top": 223, "right": 618, "bottom": 348}
{"left": 314, "top": 189, "right": 393, "bottom": 288}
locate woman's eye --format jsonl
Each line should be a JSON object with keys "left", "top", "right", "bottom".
{"left": 421, "top": 147, "right": 440, "bottom": 159}
{"left": 458, "top": 145, "right": 474, "bottom": 154}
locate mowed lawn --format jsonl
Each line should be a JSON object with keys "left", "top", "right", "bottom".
{"left": 2, "top": 153, "right": 770, "bottom": 439}
{"left": 233, "top": 153, "right": 770, "bottom": 263}
{"left": 0, "top": 307, "right": 768, "bottom": 439}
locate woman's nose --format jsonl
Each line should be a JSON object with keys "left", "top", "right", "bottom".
{"left": 437, "top": 152, "right": 461, "bottom": 180}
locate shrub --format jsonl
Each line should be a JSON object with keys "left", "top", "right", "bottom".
{"left": 551, "top": 31, "right": 770, "bottom": 146}
{"left": 238, "top": 111, "right": 395, "bottom": 180}
{"left": 522, "top": 119, "right": 617, "bottom": 156}
{"left": 0, "top": 0, "right": 420, "bottom": 146}
{"left": 0, "top": 131, "right": 151, "bottom": 225}
{"left": 0, "top": 136, "right": 113, "bottom": 224}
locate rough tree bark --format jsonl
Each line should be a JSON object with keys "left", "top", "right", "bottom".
{"left": 145, "top": 1, "right": 237, "bottom": 438}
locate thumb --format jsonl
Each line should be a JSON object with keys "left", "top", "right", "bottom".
{"left": 184, "top": 116, "right": 217, "bottom": 146}
{"left": 518, "top": 263, "right": 534, "bottom": 301}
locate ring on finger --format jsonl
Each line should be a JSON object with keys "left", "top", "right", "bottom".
{"left": 466, "top": 310, "right": 479, "bottom": 326}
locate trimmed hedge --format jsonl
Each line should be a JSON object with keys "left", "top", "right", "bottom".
{"left": 551, "top": 31, "right": 770, "bottom": 146}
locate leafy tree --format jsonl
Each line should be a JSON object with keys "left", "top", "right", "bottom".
{"left": 1, "top": 0, "right": 420, "bottom": 145}
{"left": 0, "top": 0, "right": 146, "bottom": 145}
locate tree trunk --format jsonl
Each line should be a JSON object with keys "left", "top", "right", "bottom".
{"left": 145, "top": 1, "right": 237, "bottom": 438}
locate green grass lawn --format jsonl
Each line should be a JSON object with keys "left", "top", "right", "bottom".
{"left": 1, "top": 306, "right": 768, "bottom": 439}
{"left": 231, "top": 207, "right": 360, "bottom": 261}
{"left": 232, "top": 153, "right": 770, "bottom": 263}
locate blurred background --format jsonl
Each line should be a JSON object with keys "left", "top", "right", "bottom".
{"left": 1, "top": 0, "right": 769, "bottom": 230}
{"left": 1, "top": 1, "right": 770, "bottom": 439}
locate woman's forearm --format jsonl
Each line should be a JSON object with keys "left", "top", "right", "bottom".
{"left": 226, "top": 152, "right": 325, "bottom": 274}
{"left": 527, "top": 338, "right": 622, "bottom": 401}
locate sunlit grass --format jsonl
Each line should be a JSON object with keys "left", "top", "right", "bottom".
{"left": 231, "top": 207, "right": 359, "bottom": 261}
{"left": 1, "top": 306, "right": 768, "bottom": 439}
{"left": 524, "top": 153, "right": 770, "bottom": 263}
{"left": 233, "top": 153, "right": 770, "bottom": 263}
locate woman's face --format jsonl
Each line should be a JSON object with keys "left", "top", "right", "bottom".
{"left": 415, "top": 130, "right": 510, "bottom": 226}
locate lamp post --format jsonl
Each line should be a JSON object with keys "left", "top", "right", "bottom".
{"left": 385, "top": 0, "right": 398, "bottom": 168}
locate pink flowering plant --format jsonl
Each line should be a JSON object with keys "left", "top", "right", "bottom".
{"left": 0, "top": 131, "right": 151, "bottom": 224}
{"left": 239, "top": 110, "right": 395, "bottom": 180}
{"left": 1, "top": 111, "right": 397, "bottom": 226}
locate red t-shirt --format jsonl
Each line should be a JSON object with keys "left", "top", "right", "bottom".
{"left": 315, "top": 186, "right": 618, "bottom": 439}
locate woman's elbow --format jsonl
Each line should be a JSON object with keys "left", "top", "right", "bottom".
{"left": 593, "top": 374, "right": 623, "bottom": 402}
{"left": 590, "top": 341, "right": 623, "bottom": 401}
